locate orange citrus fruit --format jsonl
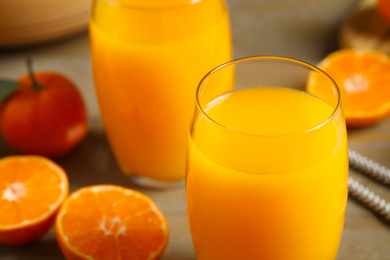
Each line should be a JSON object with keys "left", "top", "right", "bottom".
{"left": 0, "top": 68, "right": 88, "bottom": 158}
{"left": 0, "top": 155, "right": 69, "bottom": 245}
{"left": 55, "top": 184, "right": 169, "bottom": 260}
{"left": 308, "top": 48, "right": 390, "bottom": 127}
{"left": 378, "top": 0, "right": 390, "bottom": 25}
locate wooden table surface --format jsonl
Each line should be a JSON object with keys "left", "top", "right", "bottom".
{"left": 1, "top": 0, "right": 390, "bottom": 258}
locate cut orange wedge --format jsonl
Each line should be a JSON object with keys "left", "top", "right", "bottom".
{"left": 55, "top": 184, "right": 169, "bottom": 260}
{"left": 308, "top": 48, "right": 390, "bottom": 127}
{"left": 0, "top": 155, "right": 69, "bottom": 245}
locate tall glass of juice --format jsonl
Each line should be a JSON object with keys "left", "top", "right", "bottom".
{"left": 89, "top": 0, "right": 231, "bottom": 188}
{"left": 187, "top": 56, "right": 348, "bottom": 259}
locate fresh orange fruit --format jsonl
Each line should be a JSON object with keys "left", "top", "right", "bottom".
{"left": 308, "top": 48, "right": 390, "bottom": 127}
{"left": 55, "top": 184, "right": 169, "bottom": 260}
{"left": 0, "top": 58, "right": 88, "bottom": 158}
{"left": 378, "top": 0, "right": 390, "bottom": 25}
{"left": 0, "top": 155, "right": 69, "bottom": 245}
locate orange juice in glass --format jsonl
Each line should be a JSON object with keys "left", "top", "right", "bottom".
{"left": 89, "top": 0, "right": 231, "bottom": 188}
{"left": 187, "top": 56, "right": 348, "bottom": 259}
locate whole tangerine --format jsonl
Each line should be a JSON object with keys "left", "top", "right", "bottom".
{"left": 378, "top": 0, "right": 390, "bottom": 25}
{"left": 0, "top": 59, "right": 88, "bottom": 157}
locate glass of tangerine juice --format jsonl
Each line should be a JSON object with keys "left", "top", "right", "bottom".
{"left": 186, "top": 56, "right": 348, "bottom": 259}
{"left": 89, "top": 0, "right": 232, "bottom": 189}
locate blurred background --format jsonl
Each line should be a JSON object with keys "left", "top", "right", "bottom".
{"left": 0, "top": 0, "right": 360, "bottom": 60}
{"left": 227, "top": 0, "right": 358, "bottom": 61}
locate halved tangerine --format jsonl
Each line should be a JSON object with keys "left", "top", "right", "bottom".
{"left": 308, "top": 48, "right": 390, "bottom": 127}
{"left": 55, "top": 184, "right": 169, "bottom": 260}
{"left": 0, "top": 155, "right": 69, "bottom": 245}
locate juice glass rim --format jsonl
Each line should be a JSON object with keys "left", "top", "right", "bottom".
{"left": 195, "top": 55, "right": 342, "bottom": 138}
{"left": 92, "top": 0, "right": 204, "bottom": 10}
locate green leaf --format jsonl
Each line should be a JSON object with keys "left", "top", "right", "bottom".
{"left": 0, "top": 80, "right": 18, "bottom": 103}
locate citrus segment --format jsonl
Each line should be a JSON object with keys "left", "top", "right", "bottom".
{"left": 308, "top": 48, "right": 390, "bottom": 127}
{"left": 0, "top": 155, "right": 69, "bottom": 245}
{"left": 55, "top": 185, "right": 169, "bottom": 260}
